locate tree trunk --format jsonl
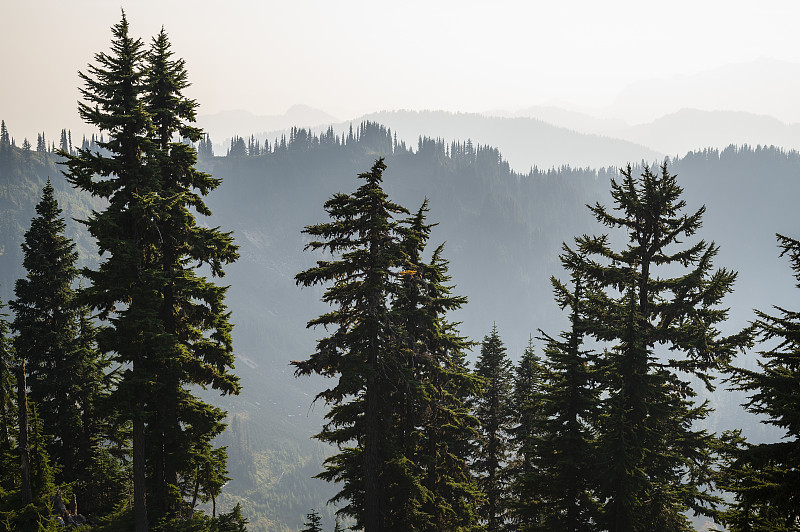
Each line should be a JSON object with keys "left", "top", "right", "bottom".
{"left": 134, "top": 413, "right": 148, "bottom": 531}
{"left": 164, "top": 387, "right": 181, "bottom": 517}
{"left": 17, "top": 363, "right": 32, "bottom": 505}
{"left": 190, "top": 476, "right": 200, "bottom": 517}
{"left": 364, "top": 370, "right": 382, "bottom": 532}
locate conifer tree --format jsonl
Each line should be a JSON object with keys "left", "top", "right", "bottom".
{"left": 392, "top": 202, "right": 480, "bottom": 531}
{"left": 0, "top": 120, "right": 9, "bottom": 145}
{"left": 294, "top": 158, "right": 409, "bottom": 531}
{"left": 9, "top": 183, "right": 119, "bottom": 516}
{"left": 60, "top": 14, "right": 240, "bottom": 528}
{"left": 27, "top": 404, "right": 56, "bottom": 502}
{"left": 140, "top": 26, "right": 240, "bottom": 521}
{"left": 301, "top": 509, "right": 323, "bottom": 532}
{"left": 59, "top": 14, "right": 152, "bottom": 528}
{"left": 473, "top": 325, "right": 514, "bottom": 530}
{"left": 212, "top": 503, "right": 248, "bottom": 532}
{"left": 507, "top": 337, "right": 547, "bottom": 530}
{"left": 720, "top": 233, "right": 800, "bottom": 531}
{"left": 60, "top": 129, "right": 69, "bottom": 154}
{"left": 9, "top": 181, "right": 102, "bottom": 490}
{"left": 72, "top": 303, "right": 127, "bottom": 516}
{"left": 17, "top": 361, "right": 32, "bottom": 506}
{"left": 566, "top": 163, "right": 747, "bottom": 531}
{"left": 530, "top": 260, "right": 601, "bottom": 531}
{"left": 198, "top": 133, "right": 214, "bottom": 159}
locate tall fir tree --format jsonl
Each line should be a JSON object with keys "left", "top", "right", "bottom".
{"left": 60, "top": 14, "right": 240, "bottom": 529}
{"left": 720, "top": 233, "right": 800, "bottom": 531}
{"left": 392, "top": 202, "right": 481, "bottom": 531}
{"left": 531, "top": 258, "right": 601, "bottom": 532}
{"left": 198, "top": 133, "right": 214, "bottom": 159}
{"left": 473, "top": 325, "right": 514, "bottom": 530}
{"left": 59, "top": 13, "right": 153, "bottom": 528}
{"left": 141, "top": 26, "right": 240, "bottom": 522}
{"left": 60, "top": 129, "right": 69, "bottom": 154}
{"left": 567, "top": 163, "right": 748, "bottom": 531}
{"left": 9, "top": 181, "right": 106, "bottom": 495}
{"left": 294, "top": 158, "right": 409, "bottom": 531}
{"left": 507, "top": 336, "right": 548, "bottom": 531}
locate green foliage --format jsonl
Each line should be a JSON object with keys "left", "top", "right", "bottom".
{"left": 132, "top": 502, "right": 249, "bottom": 532}
{"left": 60, "top": 13, "right": 240, "bottom": 526}
{"left": 296, "top": 159, "right": 479, "bottom": 531}
{"left": 506, "top": 337, "right": 548, "bottom": 530}
{"left": 294, "top": 158, "right": 409, "bottom": 530}
{"left": 26, "top": 406, "right": 55, "bottom": 504}
{"left": 141, "top": 28, "right": 240, "bottom": 518}
{"left": 300, "top": 509, "right": 322, "bottom": 532}
{"left": 0, "top": 299, "right": 16, "bottom": 494}
{"left": 391, "top": 202, "right": 481, "bottom": 531}
{"left": 9, "top": 181, "right": 115, "bottom": 505}
{"left": 6, "top": 107, "right": 800, "bottom": 531}
{"left": 720, "top": 234, "right": 800, "bottom": 531}
{"left": 333, "top": 517, "right": 345, "bottom": 532}
{"left": 473, "top": 325, "right": 513, "bottom": 530}
{"left": 515, "top": 256, "right": 601, "bottom": 531}
{"left": 564, "top": 163, "right": 749, "bottom": 531}
{"left": 0, "top": 502, "right": 60, "bottom": 532}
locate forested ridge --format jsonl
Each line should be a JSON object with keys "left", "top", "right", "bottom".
{"left": 2, "top": 15, "right": 800, "bottom": 532}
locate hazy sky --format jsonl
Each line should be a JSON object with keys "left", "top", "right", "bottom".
{"left": 3, "top": 0, "right": 800, "bottom": 141}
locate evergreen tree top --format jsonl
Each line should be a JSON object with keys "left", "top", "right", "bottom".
{"left": 78, "top": 11, "right": 147, "bottom": 132}
{"left": 300, "top": 509, "right": 323, "bottom": 532}
{"left": 584, "top": 163, "right": 706, "bottom": 270}
{"left": 476, "top": 325, "right": 511, "bottom": 379}
{"left": 145, "top": 26, "right": 201, "bottom": 146}
{"left": 13, "top": 180, "right": 79, "bottom": 312}
{"left": 298, "top": 158, "right": 409, "bottom": 262}
{"left": 570, "top": 163, "right": 748, "bottom": 376}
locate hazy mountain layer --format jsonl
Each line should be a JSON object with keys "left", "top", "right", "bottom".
{"left": 355, "top": 110, "right": 663, "bottom": 172}
{"left": 623, "top": 109, "right": 800, "bottom": 157}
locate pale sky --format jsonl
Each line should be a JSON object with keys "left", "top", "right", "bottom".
{"left": 3, "top": 0, "right": 800, "bottom": 142}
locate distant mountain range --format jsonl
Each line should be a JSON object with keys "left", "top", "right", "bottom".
{"left": 195, "top": 58, "right": 800, "bottom": 172}
{"left": 200, "top": 108, "right": 663, "bottom": 171}
{"left": 606, "top": 57, "right": 800, "bottom": 124}
{"left": 494, "top": 106, "right": 800, "bottom": 160}
{"left": 622, "top": 108, "right": 800, "bottom": 158}
{"left": 200, "top": 105, "right": 800, "bottom": 174}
